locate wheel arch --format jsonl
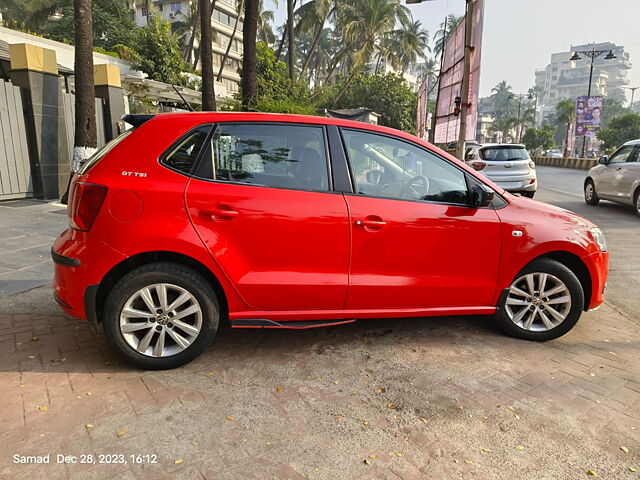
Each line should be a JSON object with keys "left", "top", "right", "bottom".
{"left": 93, "top": 251, "right": 229, "bottom": 324}
{"left": 528, "top": 250, "right": 592, "bottom": 312}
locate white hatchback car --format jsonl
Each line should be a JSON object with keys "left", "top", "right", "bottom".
{"left": 465, "top": 144, "right": 537, "bottom": 198}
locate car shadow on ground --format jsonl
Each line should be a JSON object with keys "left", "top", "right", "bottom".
{"left": 7, "top": 292, "right": 507, "bottom": 375}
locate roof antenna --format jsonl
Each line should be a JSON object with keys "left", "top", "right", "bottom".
{"left": 172, "top": 84, "right": 195, "bottom": 112}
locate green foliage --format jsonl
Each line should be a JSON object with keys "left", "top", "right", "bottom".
{"left": 597, "top": 113, "right": 640, "bottom": 150}
{"left": 234, "top": 42, "right": 316, "bottom": 114}
{"left": 329, "top": 72, "right": 417, "bottom": 132}
{"left": 41, "top": 0, "right": 135, "bottom": 50}
{"left": 521, "top": 123, "right": 555, "bottom": 153}
{"left": 127, "top": 17, "right": 189, "bottom": 86}
{"left": 601, "top": 99, "right": 631, "bottom": 129}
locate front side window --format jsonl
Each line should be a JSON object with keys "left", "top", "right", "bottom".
{"left": 609, "top": 145, "right": 634, "bottom": 164}
{"left": 195, "top": 123, "right": 329, "bottom": 191}
{"left": 341, "top": 129, "right": 469, "bottom": 205}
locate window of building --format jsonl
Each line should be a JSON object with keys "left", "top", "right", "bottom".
{"left": 171, "top": 2, "right": 181, "bottom": 12}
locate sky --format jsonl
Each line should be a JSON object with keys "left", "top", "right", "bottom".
{"left": 266, "top": 0, "right": 640, "bottom": 102}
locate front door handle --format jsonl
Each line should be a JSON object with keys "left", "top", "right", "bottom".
{"left": 210, "top": 206, "right": 239, "bottom": 220}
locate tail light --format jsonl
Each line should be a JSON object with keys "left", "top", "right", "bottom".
{"left": 528, "top": 161, "right": 536, "bottom": 169}
{"left": 471, "top": 161, "right": 486, "bottom": 171}
{"left": 68, "top": 182, "right": 108, "bottom": 231}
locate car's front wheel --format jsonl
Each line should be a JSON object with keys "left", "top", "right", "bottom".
{"left": 103, "top": 262, "right": 220, "bottom": 369}
{"left": 584, "top": 179, "right": 599, "bottom": 205}
{"left": 495, "top": 258, "right": 584, "bottom": 341}
{"left": 634, "top": 189, "right": 640, "bottom": 217}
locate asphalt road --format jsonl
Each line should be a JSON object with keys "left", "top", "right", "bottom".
{"left": 533, "top": 165, "right": 640, "bottom": 320}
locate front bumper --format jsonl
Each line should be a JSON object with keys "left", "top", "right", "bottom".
{"left": 582, "top": 250, "right": 609, "bottom": 310}
{"left": 52, "top": 228, "right": 126, "bottom": 321}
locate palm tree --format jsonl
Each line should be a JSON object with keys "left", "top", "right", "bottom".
{"left": 258, "top": 0, "right": 277, "bottom": 45}
{"left": 556, "top": 99, "right": 576, "bottom": 157}
{"left": 433, "top": 13, "right": 462, "bottom": 58}
{"left": 332, "top": 0, "right": 410, "bottom": 106}
{"left": 217, "top": 0, "right": 243, "bottom": 81}
{"left": 72, "top": 0, "right": 97, "bottom": 171}
{"left": 171, "top": 2, "right": 199, "bottom": 62}
{"left": 295, "top": 0, "right": 334, "bottom": 81}
{"left": 200, "top": 0, "right": 216, "bottom": 110}
{"left": 378, "top": 17, "right": 429, "bottom": 74}
{"left": 415, "top": 56, "right": 439, "bottom": 95}
{"left": 242, "top": 0, "right": 259, "bottom": 110}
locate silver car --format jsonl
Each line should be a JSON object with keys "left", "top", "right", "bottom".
{"left": 584, "top": 139, "right": 640, "bottom": 216}
{"left": 465, "top": 143, "right": 537, "bottom": 198}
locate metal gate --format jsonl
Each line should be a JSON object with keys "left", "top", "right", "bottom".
{"left": 0, "top": 79, "right": 31, "bottom": 200}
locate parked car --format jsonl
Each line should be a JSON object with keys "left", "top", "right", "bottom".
{"left": 465, "top": 143, "right": 537, "bottom": 198}
{"left": 52, "top": 113, "right": 609, "bottom": 369}
{"left": 584, "top": 139, "right": 640, "bottom": 216}
{"left": 546, "top": 149, "right": 563, "bottom": 158}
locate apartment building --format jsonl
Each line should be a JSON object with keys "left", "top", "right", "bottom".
{"left": 130, "top": 0, "right": 242, "bottom": 97}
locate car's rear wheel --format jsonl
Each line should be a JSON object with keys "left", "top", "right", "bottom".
{"left": 584, "top": 179, "right": 599, "bottom": 205}
{"left": 634, "top": 189, "right": 640, "bottom": 217}
{"left": 495, "top": 258, "right": 584, "bottom": 341}
{"left": 103, "top": 262, "right": 219, "bottom": 370}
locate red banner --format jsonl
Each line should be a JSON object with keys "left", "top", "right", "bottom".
{"left": 434, "top": 0, "right": 484, "bottom": 144}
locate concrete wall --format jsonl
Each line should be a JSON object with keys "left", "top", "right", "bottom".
{"left": 533, "top": 156, "right": 598, "bottom": 170}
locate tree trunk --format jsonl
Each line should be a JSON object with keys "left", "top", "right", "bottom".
{"left": 145, "top": 0, "right": 151, "bottom": 24}
{"left": 200, "top": 0, "right": 216, "bottom": 111}
{"left": 332, "top": 67, "right": 359, "bottom": 107}
{"left": 217, "top": 0, "right": 243, "bottom": 82}
{"left": 299, "top": 23, "right": 324, "bottom": 81}
{"left": 185, "top": 2, "right": 199, "bottom": 63}
{"left": 242, "top": 0, "right": 259, "bottom": 111}
{"left": 275, "top": 26, "right": 287, "bottom": 62}
{"left": 564, "top": 122, "right": 571, "bottom": 158}
{"left": 72, "top": 0, "right": 97, "bottom": 172}
{"left": 193, "top": 1, "right": 215, "bottom": 70}
{"left": 287, "top": 0, "right": 294, "bottom": 80}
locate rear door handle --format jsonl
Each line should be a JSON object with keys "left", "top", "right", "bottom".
{"left": 210, "top": 206, "right": 239, "bottom": 220}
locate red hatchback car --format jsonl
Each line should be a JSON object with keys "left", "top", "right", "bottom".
{"left": 52, "top": 113, "right": 609, "bottom": 369}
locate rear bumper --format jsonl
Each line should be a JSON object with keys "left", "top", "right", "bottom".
{"left": 582, "top": 250, "right": 609, "bottom": 310}
{"left": 52, "top": 228, "right": 126, "bottom": 321}
{"left": 485, "top": 173, "right": 537, "bottom": 192}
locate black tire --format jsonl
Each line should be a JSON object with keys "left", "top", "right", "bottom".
{"left": 495, "top": 258, "right": 584, "bottom": 341}
{"left": 103, "top": 262, "right": 220, "bottom": 370}
{"left": 584, "top": 179, "right": 599, "bottom": 206}
{"left": 634, "top": 189, "right": 640, "bottom": 218}
{"left": 521, "top": 191, "right": 535, "bottom": 198}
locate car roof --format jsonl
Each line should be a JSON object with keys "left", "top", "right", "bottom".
{"left": 622, "top": 139, "right": 640, "bottom": 146}
{"left": 477, "top": 143, "right": 527, "bottom": 148}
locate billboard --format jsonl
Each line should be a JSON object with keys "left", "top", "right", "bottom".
{"left": 575, "top": 96, "right": 603, "bottom": 137}
{"left": 434, "top": 0, "right": 485, "bottom": 144}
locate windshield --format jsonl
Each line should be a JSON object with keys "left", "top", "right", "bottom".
{"left": 480, "top": 146, "right": 530, "bottom": 161}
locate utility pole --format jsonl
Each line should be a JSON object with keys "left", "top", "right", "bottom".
{"left": 624, "top": 86, "right": 639, "bottom": 111}
{"left": 456, "top": 0, "right": 474, "bottom": 160}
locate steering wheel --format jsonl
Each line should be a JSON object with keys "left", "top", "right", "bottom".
{"left": 401, "top": 175, "right": 430, "bottom": 199}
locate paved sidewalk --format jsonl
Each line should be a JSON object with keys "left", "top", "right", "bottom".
{"left": 0, "top": 292, "right": 639, "bottom": 479}
{"left": 0, "top": 199, "right": 67, "bottom": 297}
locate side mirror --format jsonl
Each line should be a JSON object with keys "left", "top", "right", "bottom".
{"left": 598, "top": 156, "right": 608, "bottom": 165}
{"left": 470, "top": 184, "right": 494, "bottom": 208}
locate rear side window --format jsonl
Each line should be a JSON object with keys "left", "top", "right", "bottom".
{"left": 194, "top": 123, "right": 329, "bottom": 191}
{"left": 161, "top": 126, "right": 211, "bottom": 175}
{"left": 481, "top": 147, "right": 530, "bottom": 161}
{"left": 77, "top": 130, "right": 132, "bottom": 174}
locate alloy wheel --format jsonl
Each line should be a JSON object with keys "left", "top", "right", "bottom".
{"left": 585, "top": 183, "right": 594, "bottom": 202}
{"left": 119, "top": 283, "right": 203, "bottom": 357}
{"left": 505, "top": 273, "right": 571, "bottom": 332}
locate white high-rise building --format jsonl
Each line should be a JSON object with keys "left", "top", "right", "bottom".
{"left": 130, "top": 0, "right": 242, "bottom": 98}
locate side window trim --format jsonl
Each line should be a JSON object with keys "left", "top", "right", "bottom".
{"left": 327, "top": 124, "right": 354, "bottom": 193}
{"left": 337, "top": 126, "right": 477, "bottom": 207}
{"left": 628, "top": 146, "right": 640, "bottom": 163}
{"left": 191, "top": 121, "right": 335, "bottom": 193}
{"left": 158, "top": 123, "right": 214, "bottom": 176}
